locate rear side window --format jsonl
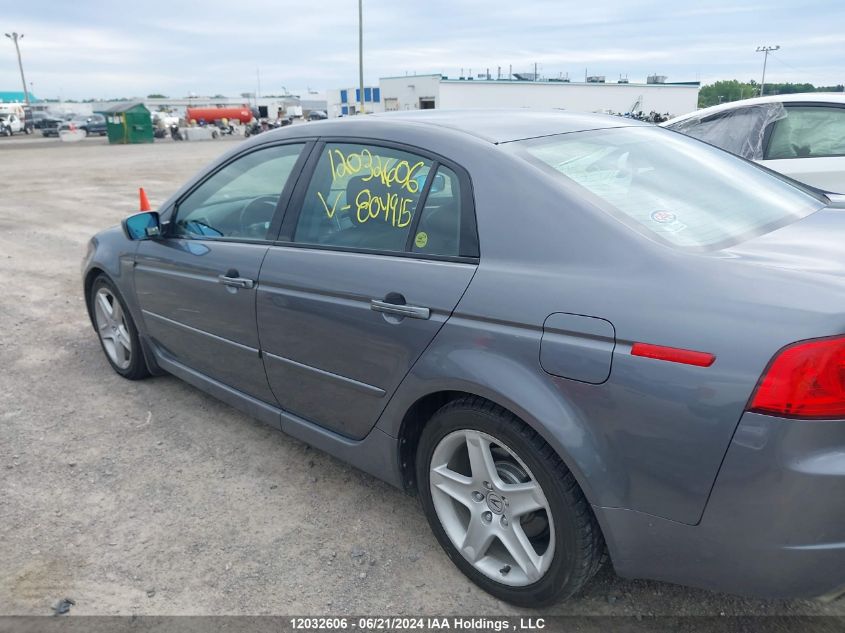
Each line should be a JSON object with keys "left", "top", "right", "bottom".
{"left": 411, "top": 166, "right": 462, "bottom": 257}
{"left": 667, "top": 106, "right": 784, "bottom": 160}
{"left": 294, "top": 143, "right": 433, "bottom": 252}
{"left": 513, "top": 126, "right": 825, "bottom": 250}
{"left": 766, "top": 106, "right": 845, "bottom": 159}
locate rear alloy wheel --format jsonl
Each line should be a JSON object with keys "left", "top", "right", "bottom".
{"left": 417, "top": 397, "right": 604, "bottom": 606}
{"left": 91, "top": 276, "right": 149, "bottom": 380}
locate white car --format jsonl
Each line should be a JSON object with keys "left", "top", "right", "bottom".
{"left": 663, "top": 93, "right": 845, "bottom": 193}
{"left": 0, "top": 112, "right": 23, "bottom": 136}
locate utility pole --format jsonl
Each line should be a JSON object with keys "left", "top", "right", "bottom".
{"left": 4, "top": 32, "right": 30, "bottom": 105}
{"left": 358, "top": 0, "right": 365, "bottom": 114}
{"left": 756, "top": 45, "right": 779, "bottom": 96}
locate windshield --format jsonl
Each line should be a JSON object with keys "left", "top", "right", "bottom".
{"left": 511, "top": 126, "right": 826, "bottom": 250}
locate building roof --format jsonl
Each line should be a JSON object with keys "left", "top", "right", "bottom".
{"left": 0, "top": 90, "right": 37, "bottom": 103}
{"left": 100, "top": 101, "right": 149, "bottom": 114}
{"left": 438, "top": 78, "right": 699, "bottom": 88}
{"left": 355, "top": 108, "right": 643, "bottom": 143}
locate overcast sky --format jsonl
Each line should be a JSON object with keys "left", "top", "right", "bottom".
{"left": 3, "top": 0, "right": 843, "bottom": 100}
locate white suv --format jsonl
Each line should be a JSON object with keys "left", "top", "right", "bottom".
{"left": 664, "top": 93, "right": 845, "bottom": 194}
{"left": 0, "top": 112, "right": 23, "bottom": 136}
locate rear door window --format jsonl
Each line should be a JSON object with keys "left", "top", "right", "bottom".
{"left": 765, "top": 106, "right": 845, "bottom": 159}
{"left": 293, "top": 143, "right": 433, "bottom": 252}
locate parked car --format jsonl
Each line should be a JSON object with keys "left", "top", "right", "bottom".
{"left": 664, "top": 93, "right": 845, "bottom": 193}
{"left": 40, "top": 115, "right": 65, "bottom": 137}
{"left": 308, "top": 110, "right": 328, "bottom": 121}
{"left": 31, "top": 111, "right": 49, "bottom": 129}
{"left": 83, "top": 110, "right": 845, "bottom": 606}
{"left": 61, "top": 113, "right": 108, "bottom": 137}
{"left": 0, "top": 112, "right": 23, "bottom": 136}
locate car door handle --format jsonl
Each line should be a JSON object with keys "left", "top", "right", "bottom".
{"left": 218, "top": 271, "right": 255, "bottom": 289}
{"left": 370, "top": 299, "right": 430, "bottom": 320}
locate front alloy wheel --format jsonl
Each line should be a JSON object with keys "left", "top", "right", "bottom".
{"left": 90, "top": 275, "right": 149, "bottom": 380}
{"left": 94, "top": 286, "right": 133, "bottom": 370}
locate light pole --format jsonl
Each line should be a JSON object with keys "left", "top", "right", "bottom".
{"left": 358, "top": 0, "right": 365, "bottom": 114}
{"left": 5, "top": 32, "right": 30, "bottom": 106}
{"left": 756, "top": 45, "right": 779, "bottom": 96}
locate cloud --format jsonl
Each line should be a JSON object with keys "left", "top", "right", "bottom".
{"left": 2, "top": 0, "right": 842, "bottom": 99}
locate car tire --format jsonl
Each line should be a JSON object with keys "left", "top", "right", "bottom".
{"left": 416, "top": 397, "right": 605, "bottom": 607}
{"left": 80, "top": 128, "right": 89, "bottom": 137}
{"left": 90, "top": 275, "right": 150, "bottom": 380}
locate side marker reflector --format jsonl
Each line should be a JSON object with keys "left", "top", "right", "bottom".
{"left": 631, "top": 343, "right": 715, "bottom": 367}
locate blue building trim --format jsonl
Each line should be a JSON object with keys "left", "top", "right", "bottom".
{"left": 0, "top": 91, "right": 38, "bottom": 103}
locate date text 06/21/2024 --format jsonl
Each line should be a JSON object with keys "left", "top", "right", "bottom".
{"left": 289, "top": 616, "right": 547, "bottom": 631}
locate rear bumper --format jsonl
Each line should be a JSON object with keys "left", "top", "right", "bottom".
{"left": 599, "top": 412, "right": 845, "bottom": 599}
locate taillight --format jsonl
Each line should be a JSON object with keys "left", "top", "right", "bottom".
{"left": 749, "top": 335, "right": 845, "bottom": 419}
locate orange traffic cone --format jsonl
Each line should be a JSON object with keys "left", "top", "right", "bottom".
{"left": 139, "top": 187, "right": 151, "bottom": 211}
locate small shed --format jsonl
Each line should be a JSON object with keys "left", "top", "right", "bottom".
{"left": 102, "top": 102, "right": 153, "bottom": 144}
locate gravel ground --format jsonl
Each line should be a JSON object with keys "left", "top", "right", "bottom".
{"left": 1, "top": 134, "right": 843, "bottom": 618}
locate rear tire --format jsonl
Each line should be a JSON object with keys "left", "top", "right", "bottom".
{"left": 90, "top": 275, "right": 150, "bottom": 380}
{"left": 416, "top": 397, "right": 605, "bottom": 607}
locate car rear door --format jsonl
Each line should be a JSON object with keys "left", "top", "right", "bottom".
{"left": 134, "top": 141, "right": 311, "bottom": 403}
{"left": 257, "top": 140, "right": 479, "bottom": 439}
{"left": 762, "top": 103, "right": 845, "bottom": 193}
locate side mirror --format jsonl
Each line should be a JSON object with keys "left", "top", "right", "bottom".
{"left": 430, "top": 172, "right": 447, "bottom": 194}
{"left": 413, "top": 171, "right": 448, "bottom": 194}
{"left": 122, "top": 211, "right": 161, "bottom": 240}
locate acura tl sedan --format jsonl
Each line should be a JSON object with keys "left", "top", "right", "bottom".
{"left": 83, "top": 110, "right": 845, "bottom": 606}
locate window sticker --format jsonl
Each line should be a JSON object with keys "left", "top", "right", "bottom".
{"left": 650, "top": 210, "right": 687, "bottom": 233}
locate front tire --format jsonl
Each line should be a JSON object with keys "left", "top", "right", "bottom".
{"left": 90, "top": 275, "right": 149, "bottom": 380}
{"left": 416, "top": 397, "right": 604, "bottom": 607}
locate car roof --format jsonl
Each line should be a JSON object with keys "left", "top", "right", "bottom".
{"left": 303, "top": 109, "right": 642, "bottom": 144}
{"left": 664, "top": 92, "right": 845, "bottom": 125}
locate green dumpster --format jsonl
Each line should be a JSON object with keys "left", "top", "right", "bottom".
{"left": 102, "top": 102, "right": 154, "bottom": 144}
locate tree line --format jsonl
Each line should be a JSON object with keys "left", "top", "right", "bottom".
{"left": 699, "top": 80, "right": 845, "bottom": 108}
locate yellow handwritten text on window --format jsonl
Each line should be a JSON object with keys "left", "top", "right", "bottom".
{"left": 319, "top": 148, "right": 426, "bottom": 226}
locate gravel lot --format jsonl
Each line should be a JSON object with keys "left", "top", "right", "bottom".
{"left": 1, "top": 134, "right": 843, "bottom": 618}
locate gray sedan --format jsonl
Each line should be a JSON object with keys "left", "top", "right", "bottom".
{"left": 83, "top": 110, "right": 845, "bottom": 606}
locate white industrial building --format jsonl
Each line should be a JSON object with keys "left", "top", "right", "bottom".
{"left": 329, "top": 74, "right": 699, "bottom": 119}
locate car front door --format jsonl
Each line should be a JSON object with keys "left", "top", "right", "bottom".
{"left": 134, "top": 141, "right": 310, "bottom": 402}
{"left": 257, "top": 141, "right": 479, "bottom": 438}
{"left": 763, "top": 104, "right": 845, "bottom": 193}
